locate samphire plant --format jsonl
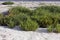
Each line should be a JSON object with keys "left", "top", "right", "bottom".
{"left": 54, "top": 24, "right": 60, "bottom": 33}
{"left": 20, "top": 19, "right": 39, "bottom": 31}
{"left": 47, "top": 24, "right": 60, "bottom": 33}
{"left": 0, "top": 14, "right": 4, "bottom": 25}
{"left": 0, "top": 6, "right": 60, "bottom": 32}
{"left": 2, "top": 1, "right": 14, "bottom": 5}
{"left": 47, "top": 25, "right": 54, "bottom": 32}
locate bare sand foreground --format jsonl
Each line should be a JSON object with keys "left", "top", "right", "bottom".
{"left": 0, "top": 1, "right": 60, "bottom": 40}
{"left": 0, "top": 26, "right": 60, "bottom": 40}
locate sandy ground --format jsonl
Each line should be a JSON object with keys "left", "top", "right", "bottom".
{"left": 0, "top": 26, "right": 60, "bottom": 40}
{"left": 0, "top": 1, "right": 60, "bottom": 13}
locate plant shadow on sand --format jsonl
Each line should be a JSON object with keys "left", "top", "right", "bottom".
{"left": 36, "top": 28, "right": 48, "bottom": 33}
{"left": 2, "top": 10, "right": 9, "bottom": 15}
{"left": 0, "top": 26, "right": 48, "bottom": 33}
{"left": 0, "top": 26, "right": 23, "bottom": 31}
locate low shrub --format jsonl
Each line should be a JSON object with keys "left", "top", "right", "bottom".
{"left": 13, "top": 13, "right": 30, "bottom": 25}
{"left": 38, "top": 15, "right": 53, "bottom": 28}
{"left": 47, "top": 24, "right": 60, "bottom": 33}
{"left": 54, "top": 24, "right": 60, "bottom": 33}
{"left": 2, "top": 1, "right": 14, "bottom": 5}
{"left": 20, "top": 19, "right": 39, "bottom": 31}
{"left": 31, "top": 10, "right": 53, "bottom": 28}
{"left": 0, "top": 6, "right": 60, "bottom": 32}
{"left": 3, "top": 15, "right": 15, "bottom": 28}
{"left": 13, "top": 13, "right": 39, "bottom": 31}
{"left": 47, "top": 25, "right": 54, "bottom": 32}
{"left": 40, "top": 6, "right": 60, "bottom": 13}
{"left": 6, "top": 6, "right": 32, "bottom": 29}
{"left": 33, "top": 6, "right": 60, "bottom": 28}
{"left": 0, "top": 14, "right": 4, "bottom": 25}
{"left": 7, "top": 20, "right": 15, "bottom": 28}
{"left": 9, "top": 6, "right": 32, "bottom": 15}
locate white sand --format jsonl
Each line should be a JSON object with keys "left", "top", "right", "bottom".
{"left": 0, "top": 1, "right": 60, "bottom": 13}
{"left": 0, "top": 26, "right": 60, "bottom": 40}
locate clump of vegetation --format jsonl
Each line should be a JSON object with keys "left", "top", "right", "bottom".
{"left": 40, "top": 6, "right": 60, "bottom": 13}
{"left": 0, "top": 14, "right": 4, "bottom": 25}
{"left": 7, "top": 6, "right": 38, "bottom": 30}
{"left": 7, "top": 20, "right": 15, "bottom": 28}
{"left": 4, "top": 15, "right": 15, "bottom": 28}
{"left": 38, "top": 15, "right": 53, "bottom": 28}
{"left": 54, "top": 24, "right": 60, "bottom": 33}
{"left": 48, "top": 24, "right": 60, "bottom": 33}
{"left": 0, "top": 6, "right": 60, "bottom": 32}
{"left": 9, "top": 6, "right": 32, "bottom": 15}
{"left": 47, "top": 25, "right": 54, "bottom": 32}
{"left": 20, "top": 19, "right": 39, "bottom": 31}
{"left": 2, "top": 1, "right": 14, "bottom": 5}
